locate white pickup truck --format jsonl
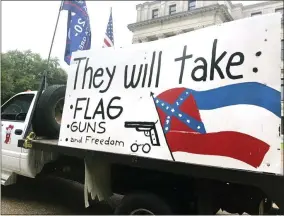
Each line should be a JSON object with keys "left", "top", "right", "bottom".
{"left": 1, "top": 88, "right": 84, "bottom": 185}
{"left": 2, "top": 13, "right": 284, "bottom": 215}
{"left": 1, "top": 90, "right": 53, "bottom": 183}
{"left": 1, "top": 91, "right": 62, "bottom": 185}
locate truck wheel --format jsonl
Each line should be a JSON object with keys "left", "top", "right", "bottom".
{"left": 258, "top": 199, "right": 265, "bottom": 215}
{"left": 196, "top": 192, "right": 220, "bottom": 215}
{"left": 250, "top": 198, "right": 271, "bottom": 215}
{"left": 114, "top": 192, "right": 173, "bottom": 215}
{"left": 32, "top": 85, "right": 66, "bottom": 138}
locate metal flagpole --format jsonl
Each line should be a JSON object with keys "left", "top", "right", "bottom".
{"left": 44, "top": 0, "right": 64, "bottom": 89}
{"left": 47, "top": 0, "right": 64, "bottom": 64}
{"left": 22, "top": 0, "right": 64, "bottom": 140}
{"left": 110, "top": 7, "right": 114, "bottom": 47}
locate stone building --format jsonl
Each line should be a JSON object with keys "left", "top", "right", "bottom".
{"left": 127, "top": 0, "right": 284, "bottom": 134}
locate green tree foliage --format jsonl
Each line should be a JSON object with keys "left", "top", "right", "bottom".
{"left": 1, "top": 50, "right": 67, "bottom": 103}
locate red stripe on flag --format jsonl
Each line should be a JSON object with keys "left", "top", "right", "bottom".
{"left": 158, "top": 88, "right": 185, "bottom": 104}
{"left": 166, "top": 131, "right": 270, "bottom": 168}
{"left": 104, "top": 38, "right": 111, "bottom": 47}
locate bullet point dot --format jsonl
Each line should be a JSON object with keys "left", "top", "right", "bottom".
{"left": 65, "top": 138, "right": 68, "bottom": 141}
{"left": 70, "top": 105, "right": 73, "bottom": 109}
{"left": 67, "top": 124, "right": 70, "bottom": 128}
{"left": 255, "top": 51, "right": 262, "bottom": 57}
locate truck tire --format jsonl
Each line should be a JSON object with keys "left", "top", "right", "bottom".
{"left": 250, "top": 198, "right": 271, "bottom": 215}
{"left": 114, "top": 192, "right": 173, "bottom": 215}
{"left": 196, "top": 192, "right": 220, "bottom": 215}
{"left": 32, "top": 85, "right": 66, "bottom": 138}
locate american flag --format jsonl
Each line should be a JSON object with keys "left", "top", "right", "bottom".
{"left": 103, "top": 8, "right": 114, "bottom": 47}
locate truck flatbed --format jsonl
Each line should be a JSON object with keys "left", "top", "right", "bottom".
{"left": 18, "top": 137, "right": 284, "bottom": 212}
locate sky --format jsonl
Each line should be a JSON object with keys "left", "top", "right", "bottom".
{"left": 2, "top": 1, "right": 265, "bottom": 71}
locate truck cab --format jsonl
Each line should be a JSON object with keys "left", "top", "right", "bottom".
{"left": 1, "top": 91, "right": 55, "bottom": 185}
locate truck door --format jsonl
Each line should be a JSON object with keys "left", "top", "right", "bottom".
{"left": 1, "top": 92, "right": 35, "bottom": 172}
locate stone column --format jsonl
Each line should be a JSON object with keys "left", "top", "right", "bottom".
{"left": 136, "top": 5, "right": 142, "bottom": 22}
{"left": 183, "top": 0, "right": 188, "bottom": 11}
{"left": 164, "top": 1, "right": 168, "bottom": 16}
{"left": 160, "top": 1, "right": 165, "bottom": 17}
{"left": 196, "top": 0, "right": 203, "bottom": 8}
{"left": 147, "top": 5, "right": 151, "bottom": 20}
{"left": 143, "top": 5, "right": 149, "bottom": 21}
{"left": 178, "top": 1, "right": 184, "bottom": 13}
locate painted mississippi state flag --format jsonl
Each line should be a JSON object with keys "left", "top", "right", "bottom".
{"left": 154, "top": 82, "right": 281, "bottom": 168}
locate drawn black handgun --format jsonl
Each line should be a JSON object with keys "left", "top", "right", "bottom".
{"left": 124, "top": 121, "right": 161, "bottom": 154}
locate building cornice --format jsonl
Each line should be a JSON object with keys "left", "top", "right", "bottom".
{"left": 242, "top": 1, "right": 282, "bottom": 10}
{"left": 137, "top": 1, "right": 161, "bottom": 9}
{"left": 128, "top": 4, "right": 233, "bottom": 32}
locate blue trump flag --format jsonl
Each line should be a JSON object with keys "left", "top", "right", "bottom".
{"left": 61, "top": 0, "right": 92, "bottom": 65}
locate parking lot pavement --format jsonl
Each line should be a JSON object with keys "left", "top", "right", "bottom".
{"left": 1, "top": 176, "right": 113, "bottom": 215}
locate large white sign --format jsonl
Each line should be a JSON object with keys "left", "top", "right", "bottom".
{"left": 59, "top": 13, "right": 283, "bottom": 175}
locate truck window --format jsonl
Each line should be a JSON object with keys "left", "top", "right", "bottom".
{"left": 1, "top": 94, "right": 34, "bottom": 122}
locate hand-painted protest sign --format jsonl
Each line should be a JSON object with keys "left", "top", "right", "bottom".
{"left": 59, "top": 13, "right": 282, "bottom": 175}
